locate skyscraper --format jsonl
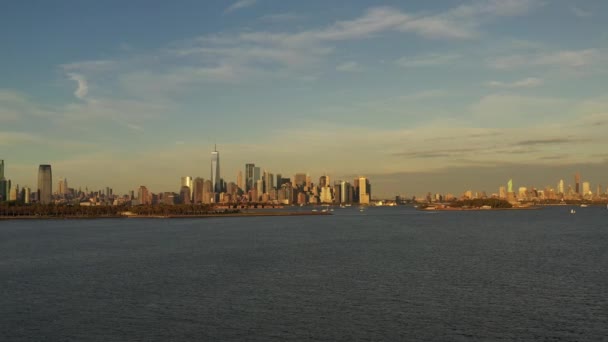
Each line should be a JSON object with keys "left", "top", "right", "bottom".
{"left": 37, "top": 164, "right": 52, "bottom": 204}
{"left": 181, "top": 176, "right": 193, "bottom": 200}
{"left": 58, "top": 178, "right": 68, "bottom": 196}
{"left": 358, "top": 177, "right": 370, "bottom": 204}
{"left": 237, "top": 171, "right": 243, "bottom": 191}
{"left": 211, "top": 146, "right": 220, "bottom": 196}
{"left": 558, "top": 179, "right": 564, "bottom": 195}
{"left": 575, "top": 172, "right": 581, "bottom": 194}
{"left": 0, "top": 159, "right": 4, "bottom": 179}
{"left": 245, "top": 163, "right": 255, "bottom": 192}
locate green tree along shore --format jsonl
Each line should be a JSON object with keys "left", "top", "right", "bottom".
{"left": 0, "top": 203, "right": 239, "bottom": 218}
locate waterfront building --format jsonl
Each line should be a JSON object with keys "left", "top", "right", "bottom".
{"left": 582, "top": 182, "right": 591, "bottom": 197}
{"left": 340, "top": 181, "right": 352, "bottom": 204}
{"left": 0, "top": 159, "right": 4, "bottom": 179}
{"left": 518, "top": 187, "right": 528, "bottom": 200}
{"left": 226, "top": 182, "right": 238, "bottom": 199}
{"left": 9, "top": 187, "right": 17, "bottom": 201}
{"left": 137, "top": 186, "right": 151, "bottom": 205}
{"left": 23, "top": 186, "right": 31, "bottom": 204}
{"left": 37, "top": 164, "right": 52, "bottom": 204}
{"left": 320, "top": 186, "right": 333, "bottom": 204}
{"left": 276, "top": 174, "right": 282, "bottom": 189}
{"left": 253, "top": 167, "right": 261, "bottom": 187}
{"left": 245, "top": 163, "right": 255, "bottom": 191}
{"left": 237, "top": 171, "right": 243, "bottom": 191}
{"left": 57, "top": 178, "right": 68, "bottom": 196}
{"left": 202, "top": 180, "right": 213, "bottom": 204}
{"left": 180, "top": 186, "right": 191, "bottom": 204}
{"left": 181, "top": 176, "right": 193, "bottom": 200}
{"left": 293, "top": 173, "right": 306, "bottom": 189}
{"left": 558, "top": 179, "right": 564, "bottom": 195}
{"left": 575, "top": 172, "right": 581, "bottom": 195}
{"left": 195, "top": 181, "right": 205, "bottom": 203}
{"left": 499, "top": 186, "right": 506, "bottom": 199}
{"left": 0, "top": 177, "right": 8, "bottom": 202}
{"left": 358, "top": 177, "right": 370, "bottom": 205}
{"left": 256, "top": 179, "right": 263, "bottom": 200}
{"left": 264, "top": 171, "right": 274, "bottom": 194}
{"left": 211, "top": 146, "right": 220, "bottom": 200}
{"left": 319, "top": 175, "right": 329, "bottom": 188}
{"left": 333, "top": 183, "right": 341, "bottom": 204}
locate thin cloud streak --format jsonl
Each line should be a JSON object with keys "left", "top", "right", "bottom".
{"left": 225, "top": 0, "right": 257, "bottom": 13}
{"left": 487, "top": 77, "right": 543, "bottom": 88}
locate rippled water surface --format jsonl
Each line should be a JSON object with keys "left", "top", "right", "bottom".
{"left": 1, "top": 206, "right": 607, "bottom": 341}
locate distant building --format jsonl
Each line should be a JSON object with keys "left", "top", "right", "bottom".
{"left": 340, "top": 181, "right": 352, "bottom": 204}
{"left": 245, "top": 163, "right": 255, "bottom": 192}
{"left": 180, "top": 186, "right": 191, "bottom": 204}
{"left": 23, "top": 186, "right": 31, "bottom": 204}
{"left": 137, "top": 186, "right": 151, "bottom": 205}
{"left": 211, "top": 146, "right": 220, "bottom": 200}
{"left": 319, "top": 175, "right": 329, "bottom": 188}
{"left": 202, "top": 179, "right": 213, "bottom": 204}
{"left": 237, "top": 171, "right": 243, "bottom": 191}
{"left": 358, "top": 177, "right": 370, "bottom": 204}
{"left": 181, "top": 176, "right": 193, "bottom": 200}
{"left": 518, "top": 187, "right": 528, "bottom": 200}
{"left": 558, "top": 179, "right": 564, "bottom": 195}
{"left": 37, "top": 164, "right": 52, "bottom": 204}
{"left": 256, "top": 179, "right": 263, "bottom": 201}
{"left": 582, "top": 182, "right": 591, "bottom": 197}
{"left": 499, "top": 186, "right": 506, "bottom": 199}
{"left": 192, "top": 177, "right": 204, "bottom": 203}
{"left": 57, "top": 178, "right": 68, "bottom": 196}
{"left": 575, "top": 172, "right": 581, "bottom": 194}
{"left": 253, "top": 167, "right": 261, "bottom": 187}
{"left": 293, "top": 173, "right": 306, "bottom": 188}
{"left": 0, "top": 177, "right": 8, "bottom": 202}
{"left": 320, "top": 186, "right": 333, "bottom": 203}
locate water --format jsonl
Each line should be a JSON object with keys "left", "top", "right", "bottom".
{"left": 1, "top": 206, "right": 607, "bottom": 341}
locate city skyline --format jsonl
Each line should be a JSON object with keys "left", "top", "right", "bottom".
{"left": 1, "top": 155, "right": 606, "bottom": 202}
{"left": 1, "top": 1, "right": 607, "bottom": 196}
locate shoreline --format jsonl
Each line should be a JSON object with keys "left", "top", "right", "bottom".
{"left": 418, "top": 206, "right": 542, "bottom": 211}
{"left": 0, "top": 211, "right": 332, "bottom": 220}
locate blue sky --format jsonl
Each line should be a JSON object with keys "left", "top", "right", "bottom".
{"left": 1, "top": 0, "right": 607, "bottom": 197}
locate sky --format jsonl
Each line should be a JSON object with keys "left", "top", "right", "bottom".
{"left": 1, "top": 0, "right": 607, "bottom": 197}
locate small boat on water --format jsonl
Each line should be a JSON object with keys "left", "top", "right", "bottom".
{"left": 570, "top": 209, "right": 576, "bottom": 214}
{"left": 580, "top": 204, "right": 588, "bottom": 208}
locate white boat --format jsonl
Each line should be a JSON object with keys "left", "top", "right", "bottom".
{"left": 580, "top": 204, "right": 588, "bottom": 208}
{"left": 570, "top": 209, "right": 576, "bottom": 214}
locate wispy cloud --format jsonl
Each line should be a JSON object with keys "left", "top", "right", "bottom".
{"left": 67, "top": 73, "right": 89, "bottom": 99}
{"left": 514, "top": 137, "right": 591, "bottom": 146}
{"left": 395, "top": 53, "right": 460, "bottom": 67}
{"left": 489, "top": 49, "right": 605, "bottom": 69}
{"left": 487, "top": 77, "right": 543, "bottom": 88}
{"left": 225, "top": 0, "right": 257, "bottom": 13}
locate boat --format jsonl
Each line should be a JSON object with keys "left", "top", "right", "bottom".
{"left": 570, "top": 209, "right": 576, "bottom": 214}
{"left": 580, "top": 204, "right": 588, "bottom": 208}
